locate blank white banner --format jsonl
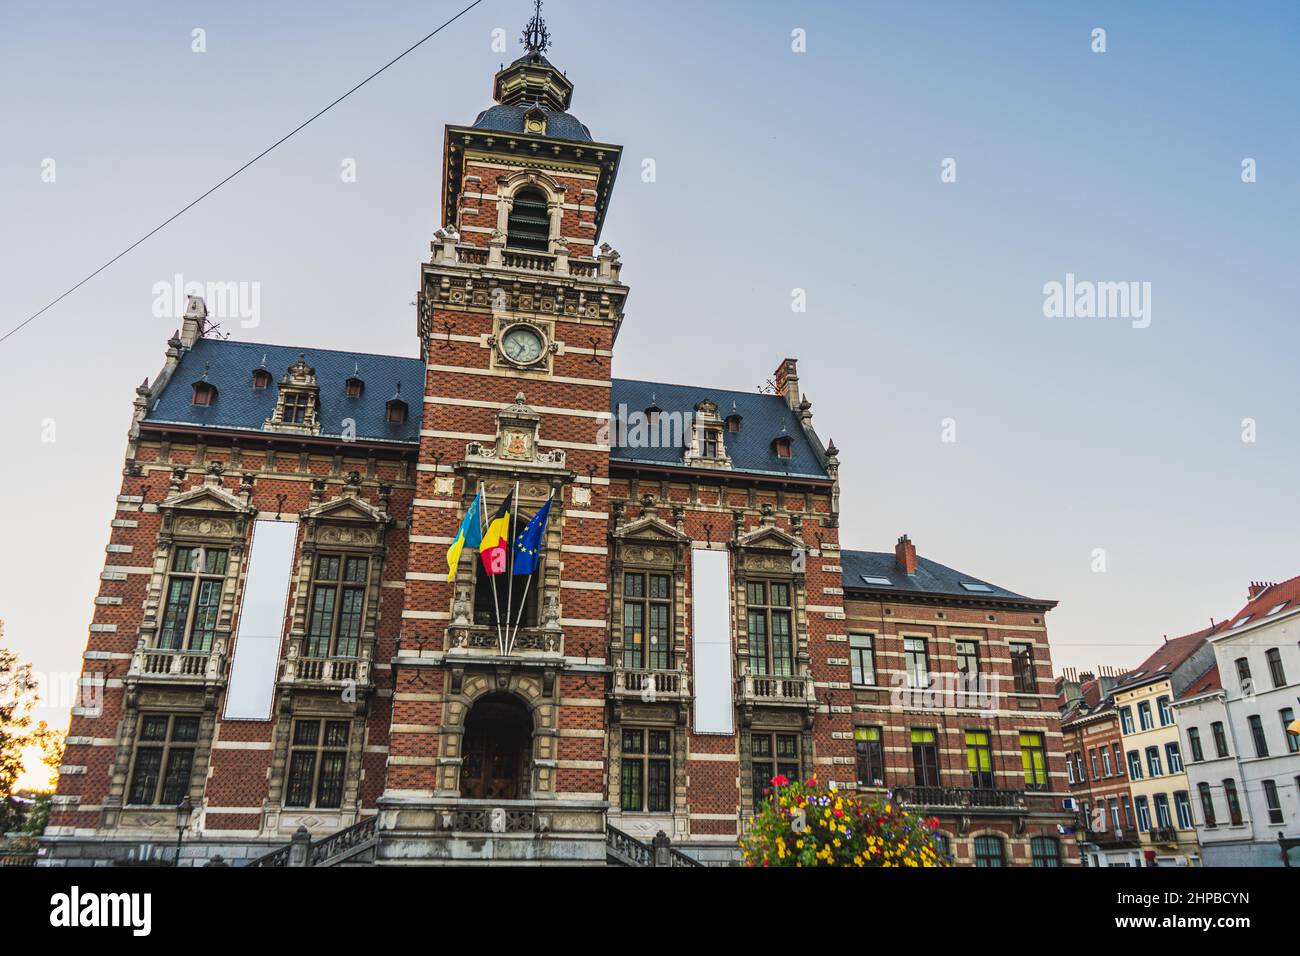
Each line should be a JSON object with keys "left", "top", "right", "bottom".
{"left": 224, "top": 519, "right": 297, "bottom": 720}
{"left": 691, "top": 548, "right": 734, "bottom": 735}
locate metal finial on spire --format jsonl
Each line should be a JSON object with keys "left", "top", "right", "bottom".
{"left": 521, "top": 0, "right": 551, "bottom": 54}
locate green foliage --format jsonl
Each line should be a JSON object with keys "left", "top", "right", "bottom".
{"left": 739, "top": 775, "right": 951, "bottom": 867}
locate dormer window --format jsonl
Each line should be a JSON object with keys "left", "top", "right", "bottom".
{"left": 345, "top": 376, "right": 364, "bottom": 398}
{"left": 645, "top": 400, "right": 662, "bottom": 427}
{"left": 283, "top": 393, "right": 311, "bottom": 425}
{"left": 191, "top": 369, "right": 217, "bottom": 407}
{"left": 507, "top": 186, "right": 551, "bottom": 252}
{"left": 772, "top": 436, "right": 793, "bottom": 459}
{"left": 251, "top": 368, "right": 272, "bottom": 389}
{"left": 726, "top": 413, "right": 743, "bottom": 433}
{"left": 703, "top": 429, "right": 721, "bottom": 459}
{"left": 385, "top": 386, "right": 408, "bottom": 425}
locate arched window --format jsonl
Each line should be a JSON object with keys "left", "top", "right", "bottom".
{"left": 506, "top": 187, "right": 551, "bottom": 251}
{"left": 1031, "top": 836, "right": 1061, "bottom": 867}
{"left": 973, "top": 834, "right": 1005, "bottom": 867}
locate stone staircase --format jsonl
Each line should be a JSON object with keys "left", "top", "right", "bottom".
{"left": 605, "top": 824, "right": 701, "bottom": 867}
{"left": 246, "top": 816, "right": 377, "bottom": 867}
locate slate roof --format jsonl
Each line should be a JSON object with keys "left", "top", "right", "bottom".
{"left": 471, "top": 104, "right": 593, "bottom": 142}
{"left": 840, "top": 549, "right": 1043, "bottom": 604}
{"left": 143, "top": 339, "right": 424, "bottom": 444}
{"left": 608, "top": 378, "right": 829, "bottom": 480}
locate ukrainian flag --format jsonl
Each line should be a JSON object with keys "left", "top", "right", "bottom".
{"left": 445, "top": 490, "right": 483, "bottom": 582}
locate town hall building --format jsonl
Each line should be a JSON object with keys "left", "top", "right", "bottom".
{"left": 42, "top": 7, "right": 1075, "bottom": 867}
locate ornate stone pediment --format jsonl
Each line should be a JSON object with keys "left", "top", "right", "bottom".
{"left": 615, "top": 515, "right": 685, "bottom": 543}
{"left": 736, "top": 524, "right": 802, "bottom": 551}
{"left": 158, "top": 468, "right": 254, "bottom": 523}
{"left": 460, "top": 392, "right": 568, "bottom": 476}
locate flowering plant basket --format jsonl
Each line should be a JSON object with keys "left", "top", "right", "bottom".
{"left": 740, "top": 776, "right": 950, "bottom": 867}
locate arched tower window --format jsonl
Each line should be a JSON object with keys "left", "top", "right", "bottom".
{"left": 507, "top": 186, "right": 551, "bottom": 252}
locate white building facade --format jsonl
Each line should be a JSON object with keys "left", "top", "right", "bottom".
{"left": 1175, "top": 579, "right": 1300, "bottom": 867}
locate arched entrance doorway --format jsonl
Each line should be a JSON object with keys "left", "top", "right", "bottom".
{"left": 459, "top": 693, "right": 532, "bottom": 799}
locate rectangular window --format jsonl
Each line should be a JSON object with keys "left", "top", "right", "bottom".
{"left": 703, "top": 429, "right": 720, "bottom": 458}
{"left": 1100, "top": 746, "right": 1113, "bottom": 777}
{"left": 1154, "top": 793, "right": 1173, "bottom": 829}
{"left": 1266, "top": 648, "right": 1286, "bottom": 688}
{"left": 1212, "top": 722, "right": 1229, "bottom": 758}
{"left": 1135, "top": 796, "right": 1151, "bottom": 832}
{"left": 1187, "top": 727, "right": 1204, "bottom": 762}
{"left": 1089, "top": 748, "right": 1100, "bottom": 779}
{"left": 1198, "top": 783, "right": 1216, "bottom": 828}
{"left": 621, "top": 728, "right": 672, "bottom": 813}
{"left": 1236, "top": 657, "right": 1253, "bottom": 696}
{"left": 911, "top": 729, "right": 940, "bottom": 787}
{"left": 1137, "top": 701, "right": 1153, "bottom": 731}
{"left": 849, "top": 634, "right": 876, "bottom": 686}
{"left": 1109, "top": 797, "right": 1122, "bottom": 834}
{"left": 1223, "top": 779, "right": 1243, "bottom": 826}
{"left": 1009, "top": 642, "right": 1035, "bottom": 694}
{"left": 283, "top": 392, "right": 311, "bottom": 425}
{"left": 284, "top": 718, "right": 350, "bottom": 808}
{"left": 158, "top": 547, "right": 229, "bottom": 650}
{"left": 854, "top": 726, "right": 885, "bottom": 788}
{"left": 1174, "top": 791, "right": 1193, "bottom": 830}
{"left": 623, "top": 572, "right": 673, "bottom": 669}
{"left": 974, "top": 835, "right": 1004, "bottom": 867}
{"left": 305, "top": 553, "right": 369, "bottom": 658}
{"left": 1021, "top": 732, "right": 1049, "bottom": 790}
{"left": 751, "top": 732, "right": 800, "bottom": 810}
{"left": 955, "top": 639, "right": 980, "bottom": 680}
{"left": 1030, "top": 836, "right": 1061, "bottom": 867}
{"left": 1120, "top": 706, "right": 1135, "bottom": 735}
{"left": 1127, "top": 750, "right": 1143, "bottom": 779}
{"left": 127, "top": 714, "right": 200, "bottom": 805}
{"left": 1248, "top": 714, "right": 1269, "bottom": 758}
{"left": 1145, "top": 746, "right": 1162, "bottom": 777}
{"left": 1121, "top": 795, "right": 1134, "bottom": 828}
{"left": 1112, "top": 743, "right": 1124, "bottom": 777}
{"left": 1066, "top": 754, "right": 1076, "bottom": 785}
{"left": 1165, "top": 742, "right": 1182, "bottom": 774}
{"left": 904, "top": 637, "right": 930, "bottom": 689}
{"left": 965, "top": 730, "right": 994, "bottom": 789}
{"left": 746, "top": 581, "right": 794, "bottom": 676}
{"left": 1157, "top": 696, "right": 1172, "bottom": 726}
{"left": 1263, "top": 780, "right": 1283, "bottom": 825}
{"left": 1282, "top": 709, "right": 1300, "bottom": 754}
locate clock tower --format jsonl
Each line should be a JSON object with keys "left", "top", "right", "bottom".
{"left": 379, "top": 1, "right": 628, "bottom": 861}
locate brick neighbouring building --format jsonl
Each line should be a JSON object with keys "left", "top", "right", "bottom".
{"left": 41, "top": 10, "right": 1076, "bottom": 867}
{"left": 1058, "top": 668, "right": 1143, "bottom": 867}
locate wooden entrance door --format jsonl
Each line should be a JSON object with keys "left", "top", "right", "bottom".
{"left": 459, "top": 696, "right": 531, "bottom": 799}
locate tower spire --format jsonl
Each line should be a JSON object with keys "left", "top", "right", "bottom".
{"left": 521, "top": 0, "right": 551, "bottom": 55}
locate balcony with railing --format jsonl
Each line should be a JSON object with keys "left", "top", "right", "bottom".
{"left": 431, "top": 237, "right": 623, "bottom": 284}
{"left": 1149, "top": 826, "right": 1181, "bottom": 845}
{"left": 738, "top": 669, "right": 815, "bottom": 708}
{"left": 612, "top": 666, "right": 690, "bottom": 702}
{"left": 444, "top": 623, "right": 564, "bottom": 658}
{"left": 127, "top": 642, "right": 224, "bottom": 684}
{"left": 280, "top": 641, "right": 372, "bottom": 689}
{"left": 893, "top": 786, "right": 1028, "bottom": 813}
{"left": 1085, "top": 828, "right": 1140, "bottom": 848}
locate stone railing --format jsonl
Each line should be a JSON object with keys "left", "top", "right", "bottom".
{"left": 605, "top": 825, "right": 702, "bottom": 868}
{"left": 892, "top": 786, "right": 1027, "bottom": 811}
{"left": 614, "top": 667, "right": 690, "bottom": 700}
{"left": 445, "top": 623, "right": 563, "bottom": 656}
{"left": 246, "top": 816, "right": 378, "bottom": 868}
{"left": 130, "top": 645, "right": 221, "bottom": 682}
{"left": 432, "top": 239, "right": 622, "bottom": 283}
{"left": 280, "top": 642, "right": 372, "bottom": 687}
{"left": 739, "top": 671, "right": 813, "bottom": 705}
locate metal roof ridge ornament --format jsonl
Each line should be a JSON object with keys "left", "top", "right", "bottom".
{"left": 521, "top": 0, "right": 551, "bottom": 55}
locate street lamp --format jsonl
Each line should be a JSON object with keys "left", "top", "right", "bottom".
{"left": 174, "top": 795, "right": 193, "bottom": 867}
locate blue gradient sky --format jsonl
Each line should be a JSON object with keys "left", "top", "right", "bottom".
{"left": 2, "top": 2, "right": 1298, "bottom": 745}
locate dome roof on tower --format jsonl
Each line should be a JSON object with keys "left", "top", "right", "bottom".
{"left": 471, "top": 102, "right": 592, "bottom": 142}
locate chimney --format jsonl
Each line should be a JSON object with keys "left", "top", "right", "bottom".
{"left": 895, "top": 534, "right": 917, "bottom": 575}
{"left": 180, "top": 295, "right": 208, "bottom": 349}
{"left": 774, "top": 358, "right": 799, "bottom": 410}
{"left": 1248, "top": 581, "right": 1276, "bottom": 600}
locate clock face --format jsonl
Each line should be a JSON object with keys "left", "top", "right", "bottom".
{"left": 501, "top": 325, "right": 545, "bottom": 365}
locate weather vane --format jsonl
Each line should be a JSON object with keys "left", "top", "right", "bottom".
{"left": 521, "top": 0, "right": 551, "bottom": 54}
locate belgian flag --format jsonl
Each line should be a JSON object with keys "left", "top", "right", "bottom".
{"left": 479, "top": 491, "right": 513, "bottom": 575}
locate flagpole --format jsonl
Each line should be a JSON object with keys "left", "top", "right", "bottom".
{"left": 503, "top": 481, "right": 520, "bottom": 654}
{"left": 483, "top": 487, "right": 506, "bottom": 655}
{"left": 507, "top": 489, "right": 552, "bottom": 654}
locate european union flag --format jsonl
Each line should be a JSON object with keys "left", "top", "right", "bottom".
{"left": 511, "top": 496, "right": 552, "bottom": 576}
